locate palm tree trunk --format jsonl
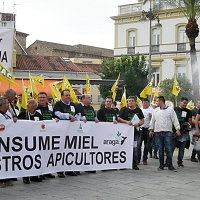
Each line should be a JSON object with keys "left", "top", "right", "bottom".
{"left": 189, "top": 37, "right": 199, "bottom": 98}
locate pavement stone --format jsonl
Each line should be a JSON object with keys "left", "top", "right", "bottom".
{"left": 0, "top": 146, "right": 200, "bottom": 200}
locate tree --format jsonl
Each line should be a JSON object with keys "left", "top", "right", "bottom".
{"left": 143, "top": 0, "right": 200, "bottom": 98}
{"left": 99, "top": 54, "right": 148, "bottom": 100}
{"left": 160, "top": 75, "right": 194, "bottom": 106}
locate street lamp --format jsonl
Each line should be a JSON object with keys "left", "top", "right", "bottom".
{"left": 139, "top": 0, "right": 162, "bottom": 82}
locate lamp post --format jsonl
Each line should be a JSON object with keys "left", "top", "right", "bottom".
{"left": 139, "top": 0, "right": 162, "bottom": 82}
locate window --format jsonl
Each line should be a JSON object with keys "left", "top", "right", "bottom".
{"left": 127, "top": 31, "right": 135, "bottom": 54}
{"left": 179, "top": 0, "right": 185, "bottom": 7}
{"left": 152, "top": 67, "right": 160, "bottom": 86}
{"left": 152, "top": 29, "right": 160, "bottom": 52}
{"left": 177, "top": 66, "right": 186, "bottom": 76}
{"left": 177, "top": 26, "right": 186, "bottom": 50}
{"left": 154, "top": 0, "right": 161, "bottom": 10}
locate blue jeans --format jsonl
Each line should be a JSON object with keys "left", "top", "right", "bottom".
{"left": 155, "top": 132, "right": 173, "bottom": 168}
{"left": 148, "top": 136, "right": 158, "bottom": 157}
{"left": 172, "top": 139, "right": 187, "bottom": 164}
{"left": 133, "top": 134, "right": 140, "bottom": 166}
{"left": 137, "top": 128, "right": 150, "bottom": 161}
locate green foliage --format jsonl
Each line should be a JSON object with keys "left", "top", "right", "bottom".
{"left": 160, "top": 76, "right": 194, "bottom": 105}
{"left": 99, "top": 54, "right": 148, "bottom": 100}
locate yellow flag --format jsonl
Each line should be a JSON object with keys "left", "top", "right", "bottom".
{"left": 21, "top": 79, "right": 31, "bottom": 110}
{"left": 172, "top": 76, "right": 181, "bottom": 96}
{"left": 140, "top": 87, "right": 147, "bottom": 98}
{"left": 49, "top": 83, "right": 61, "bottom": 102}
{"left": 84, "top": 73, "right": 90, "bottom": 94}
{"left": 140, "top": 78, "right": 154, "bottom": 98}
{"left": 120, "top": 87, "right": 127, "bottom": 109}
{"left": 62, "top": 76, "right": 79, "bottom": 103}
{"left": 151, "top": 82, "right": 160, "bottom": 105}
{"left": 29, "top": 74, "right": 39, "bottom": 100}
{"left": 186, "top": 100, "right": 194, "bottom": 110}
{"left": 0, "top": 63, "right": 18, "bottom": 86}
{"left": 30, "top": 75, "right": 44, "bottom": 88}
{"left": 136, "top": 96, "right": 142, "bottom": 108}
{"left": 111, "top": 73, "right": 120, "bottom": 101}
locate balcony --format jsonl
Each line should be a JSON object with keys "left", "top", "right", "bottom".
{"left": 177, "top": 43, "right": 186, "bottom": 51}
{"left": 119, "top": 3, "right": 142, "bottom": 15}
{"left": 127, "top": 47, "right": 135, "bottom": 54}
{"left": 151, "top": 45, "right": 159, "bottom": 53}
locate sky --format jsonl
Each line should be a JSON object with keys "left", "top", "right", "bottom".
{"left": 0, "top": 0, "right": 138, "bottom": 49}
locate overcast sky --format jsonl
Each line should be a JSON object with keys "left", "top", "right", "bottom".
{"left": 1, "top": 0, "right": 138, "bottom": 49}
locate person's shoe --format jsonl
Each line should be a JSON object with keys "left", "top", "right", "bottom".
{"left": 44, "top": 174, "right": 55, "bottom": 178}
{"left": 157, "top": 165, "right": 164, "bottom": 171}
{"left": 136, "top": 160, "right": 140, "bottom": 165}
{"left": 30, "top": 176, "right": 43, "bottom": 182}
{"left": 23, "top": 178, "right": 30, "bottom": 184}
{"left": 168, "top": 166, "right": 177, "bottom": 172}
{"left": 164, "top": 162, "right": 168, "bottom": 167}
{"left": 143, "top": 160, "right": 147, "bottom": 165}
{"left": 191, "top": 157, "right": 198, "bottom": 162}
{"left": 178, "top": 163, "right": 184, "bottom": 167}
{"left": 153, "top": 155, "right": 159, "bottom": 159}
{"left": 10, "top": 178, "right": 17, "bottom": 181}
{"left": 85, "top": 171, "right": 96, "bottom": 173}
{"left": 75, "top": 171, "right": 81, "bottom": 175}
{"left": 5, "top": 181, "right": 13, "bottom": 186}
{"left": 65, "top": 171, "right": 77, "bottom": 176}
{"left": 40, "top": 175, "right": 46, "bottom": 180}
{"left": 0, "top": 182, "right": 6, "bottom": 188}
{"left": 133, "top": 165, "right": 139, "bottom": 170}
{"left": 57, "top": 172, "right": 65, "bottom": 178}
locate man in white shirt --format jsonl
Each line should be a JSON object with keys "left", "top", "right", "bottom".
{"left": 137, "top": 98, "right": 154, "bottom": 165}
{"left": 149, "top": 96, "right": 180, "bottom": 172}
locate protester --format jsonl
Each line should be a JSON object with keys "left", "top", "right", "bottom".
{"left": 36, "top": 92, "right": 59, "bottom": 179}
{"left": 76, "top": 94, "right": 98, "bottom": 173}
{"left": 172, "top": 97, "right": 192, "bottom": 167}
{"left": 18, "top": 99, "right": 43, "bottom": 184}
{"left": 0, "top": 96, "right": 17, "bottom": 188}
{"left": 137, "top": 98, "right": 154, "bottom": 165}
{"left": 97, "top": 96, "right": 118, "bottom": 123}
{"left": 149, "top": 96, "right": 180, "bottom": 172}
{"left": 111, "top": 101, "right": 119, "bottom": 115}
{"left": 118, "top": 96, "right": 144, "bottom": 170}
{"left": 4, "top": 89, "right": 18, "bottom": 118}
{"left": 191, "top": 99, "right": 200, "bottom": 162}
{"left": 53, "top": 89, "right": 79, "bottom": 177}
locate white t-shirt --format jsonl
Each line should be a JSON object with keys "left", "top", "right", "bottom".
{"left": 141, "top": 107, "right": 154, "bottom": 128}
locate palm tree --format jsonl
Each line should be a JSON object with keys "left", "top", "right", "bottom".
{"left": 143, "top": 0, "right": 200, "bottom": 98}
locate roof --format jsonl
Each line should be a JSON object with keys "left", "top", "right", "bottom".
{"left": 16, "top": 55, "right": 102, "bottom": 73}
{"left": 28, "top": 40, "right": 114, "bottom": 57}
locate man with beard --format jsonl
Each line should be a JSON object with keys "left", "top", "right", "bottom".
{"left": 53, "top": 90, "right": 80, "bottom": 177}
{"left": 36, "top": 92, "right": 59, "bottom": 179}
{"left": 118, "top": 96, "right": 144, "bottom": 170}
{"left": 18, "top": 99, "right": 43, "bottom": 184}
{"left": 172, "top": 97, "right": 192, "bottom": 167}
{"left": 97, "top": 96, "right": 118, "bottom": 123}
{"left": 149, "top": 96, "right": 180, "bottom": 172}
{"left": 0, "top": 97, "right": 17, "bottom": 188}
{"left": 76, "top": 94, "right": 98, "bottom": 173}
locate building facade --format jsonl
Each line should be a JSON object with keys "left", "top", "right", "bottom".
{"left": 111, "top": 0, "right": 200, "bottom": 86}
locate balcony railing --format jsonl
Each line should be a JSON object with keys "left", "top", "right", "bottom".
{"left": 151, "top": 45, "right": 159, "bottom": 53}
{"left": 127, "top": 47, "right": 135, "bottom": 54}
{"left": 177, "top": 43, "right": 186, "bottom": 51}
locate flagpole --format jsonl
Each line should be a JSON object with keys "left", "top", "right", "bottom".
{"left": 29, "top": 71, "right": 33, "bottom": 98}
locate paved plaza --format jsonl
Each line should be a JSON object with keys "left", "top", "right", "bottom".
{"left": 1, "top": 147, "right": 200, "bottom": 200}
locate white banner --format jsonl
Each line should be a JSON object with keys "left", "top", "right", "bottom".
{"left": 0, "top": 28, "right": 14, "bottom": 68}
{"left": 0, "top": 120, "right": 134, "bottom": 179}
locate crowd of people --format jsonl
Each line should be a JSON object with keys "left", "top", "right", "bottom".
{"left": 0, "top": 88, "right": 199, "bottom": 188}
